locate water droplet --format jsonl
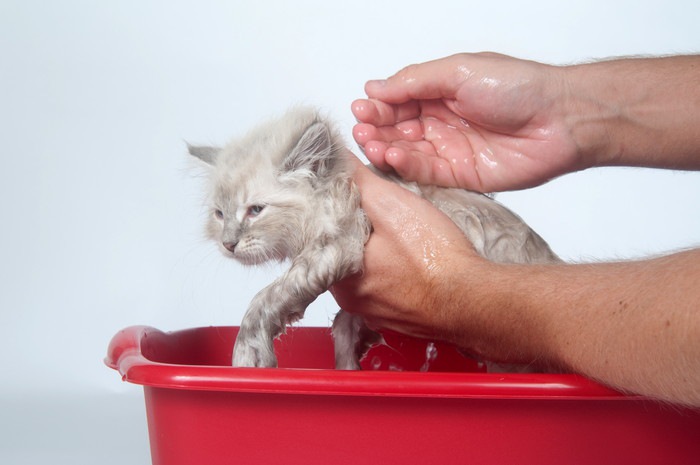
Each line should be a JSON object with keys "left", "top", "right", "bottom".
{"left": 419, "top": 343, "right": 438, "bottom": 372}
{"left": 426, "top": 342, "right": 438, "bottom": 361}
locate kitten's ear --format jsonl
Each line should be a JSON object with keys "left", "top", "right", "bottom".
{"left": 284, "top": 122, "right": 334, "bottom": 175}
{"left": 187, "top": 143, "right": 220, "bottom": 165}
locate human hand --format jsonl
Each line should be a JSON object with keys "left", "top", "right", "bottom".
{"left": 330, "top": 154, "right": 488, "bottom": 344}
{"left": 352, "top": 52, "right": 589, "bottom": 192}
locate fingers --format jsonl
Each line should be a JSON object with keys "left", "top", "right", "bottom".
{"left": 353, "top": 132, "right": 439, "bottom": 175}
{"left": 351, "top": 54, "right": 489, "bottom": 190}
{"left": 352, "top": 97, "right": 426, "bottom": 172}
{"left": 352, "top": 97, "right": 427, "bottom": 172}
{"left": 353, "top": 120, "right": 425, "bottom": 146}
{"left": 361, "top": 140, "right": 392, "bottom": 170}
{"left": 351, "top": 124, "right": 393, "bottom": 170}
{"left": 352, "top": 123, "right": 381, "bottom": 145}
{"left": 385, "top": 148, "right": 462, "bottom": 188}
{"left": 351, "top": 98, "right": 421, "bottom": 126}
{"left": 352, "top": 111, "right": 485, "bottom": 190}
{"left": 352, "top": 117, "right": 469, "bottom": 187}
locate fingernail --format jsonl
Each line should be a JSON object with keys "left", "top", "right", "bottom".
{"left": 365, "top": 79, "right": 388, "bottom": 94}
{"left": 367, "top": 79, "right": 387, "bottom": 87}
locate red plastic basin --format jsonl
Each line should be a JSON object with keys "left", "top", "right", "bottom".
{"left": 106, "top": 326, "right": 700, "bottom": 465}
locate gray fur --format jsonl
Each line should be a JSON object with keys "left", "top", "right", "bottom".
{"left": 189, "top": 106, "right": 560, "bottom": 369}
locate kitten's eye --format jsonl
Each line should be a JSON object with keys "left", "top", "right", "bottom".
{"left": 247, "top": 205, "right": 265, "bottom": 217}
{"left": 214, "top": 209, "right": 224, "bottom": 220}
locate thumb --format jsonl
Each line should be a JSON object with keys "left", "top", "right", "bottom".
{"left": 346, "top": 153, "right": 408, "bottom": 219}
{"left": 346, "top": 152, "right": 468, "bottom": 245}
{"left": 346, "top": 152, "right": 417, "bottom": 216}
{"left": 364, "top": 54, "right": 466, "bottom": 103}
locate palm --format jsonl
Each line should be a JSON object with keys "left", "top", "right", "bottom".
{"left": 354, "top": 97, "right": 579, "bottom": 193}
{"left": 352, "top": 53, "right": 583, "bottom": 192}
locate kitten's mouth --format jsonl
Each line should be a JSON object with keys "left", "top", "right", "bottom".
{"left": 232, "top": 250, "right": 281, "bottom": 266}
{"left": 219, "top": 244, "right": 247, "bottom": 262}
{"left": 234, "top": 255, "right": 264, "bottom": 266}
{"left": 220, "top": 240, "right": 286, "bottom": 266}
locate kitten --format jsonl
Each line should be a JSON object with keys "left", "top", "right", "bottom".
{"left": 189, "top": 106, "right": 560, "bottom": 369}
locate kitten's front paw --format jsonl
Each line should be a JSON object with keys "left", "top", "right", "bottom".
{"left": 232, "top": 338, "right": 278, "bottom": 368}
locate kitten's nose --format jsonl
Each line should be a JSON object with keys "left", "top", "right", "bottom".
{"left": 223, "top": 241, "right": 238, "bottom": 253}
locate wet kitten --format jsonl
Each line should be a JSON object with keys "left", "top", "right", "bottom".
{"left": 189, "top": 106, "right": 560, "bottom": 369}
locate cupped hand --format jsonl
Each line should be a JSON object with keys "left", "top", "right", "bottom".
{"left": 352, "top": 52, "right": 586, "bottom": 192}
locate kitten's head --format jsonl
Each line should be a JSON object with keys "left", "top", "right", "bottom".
{"left": 188, "top": 107, "right": 348, "bottom": 265}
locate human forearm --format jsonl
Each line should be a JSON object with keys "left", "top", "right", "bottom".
{"left": 562, "top": 55, "right": 700, "bottom": 170}
{"left": 452, "top": 249, "right": 700, "bottom": 406}
{"left": 334, "top": 156, "right": 700, "bottom": 406}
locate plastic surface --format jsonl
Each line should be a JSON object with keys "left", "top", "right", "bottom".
{"left": 106, "top": 326, "right": 700, "bottom": 465}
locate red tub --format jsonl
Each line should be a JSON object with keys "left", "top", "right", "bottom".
{"left": 106, "top": 326, "right": 700, "bottom": 465}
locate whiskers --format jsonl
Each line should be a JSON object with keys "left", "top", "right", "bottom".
{"left": 234, "top": 238, "right": 288, "bottom": 266}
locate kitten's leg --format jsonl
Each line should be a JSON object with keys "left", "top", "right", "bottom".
{"left": 231, "top": 290, "right": 282, "bottom": 368}
{"left": 233, "top": 244, "right": 361, "bottom": 368}
{"left": 232, "top": 278, "right": 306, "bottom": 368}
{"left": 332, "top": 310, "right": 383, "bottom": 370}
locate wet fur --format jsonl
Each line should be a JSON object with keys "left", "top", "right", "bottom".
{"left": 189, "top": 107, "right": 560, "bottom": 369}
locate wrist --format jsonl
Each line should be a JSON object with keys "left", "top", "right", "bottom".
{"left": 561, "top": 55, "right": 700, "bottom": 170}
{"left": 442, "top": 258, "right": 554, "bottom": 365}
{"left": 559, "top": 61, "right": 626, "bottom": 168}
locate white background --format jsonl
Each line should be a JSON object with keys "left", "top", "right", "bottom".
{"left": 1, "top": 1, "right": 699, "bottom": 463}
